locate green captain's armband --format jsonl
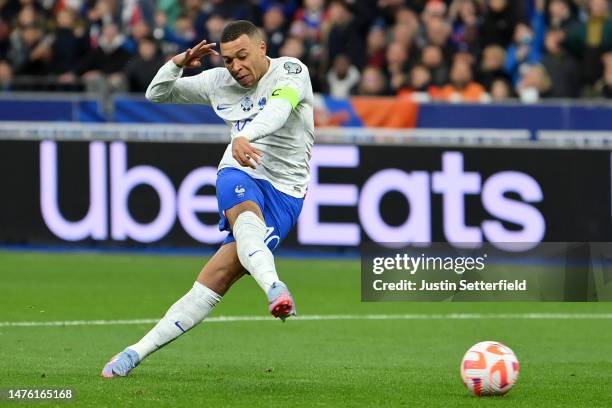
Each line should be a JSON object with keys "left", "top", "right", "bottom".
{"left": 270, "top": 87, "right": 300, "bottom": 109}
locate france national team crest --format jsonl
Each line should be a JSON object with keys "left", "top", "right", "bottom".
{"left": 283, "top": 61, "right": 302, "bottom": 74}
{"left": 258, "top": 97, "right": 267, "bottom": 110}
{"left": 240, "top": 96, "right": 253, "bottom": 112}
{"left": 235, "top": 185, "right": 245, "bottom": 198}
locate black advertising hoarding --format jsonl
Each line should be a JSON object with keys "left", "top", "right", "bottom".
{"left": 303, "top": 145, "right": 612, "bottom": 246}
{"left": 0, "top": 140, "right": 610, "bottom": 249}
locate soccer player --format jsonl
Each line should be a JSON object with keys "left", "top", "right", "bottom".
{"left": 101, "top": 20, "right": 314, "bottom": 378}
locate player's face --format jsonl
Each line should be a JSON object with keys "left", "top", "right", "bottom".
{"left": 221, "top": 34, "right": 268, "bottom": 88}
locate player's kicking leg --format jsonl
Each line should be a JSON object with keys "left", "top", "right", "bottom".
{"left": 102, "top": 192, "right": 296, "bottom": 377}
{"left": 101, "top": 243, "right": 246, "bottom": 378}
{"left": 225, "top": 200, "right": 296, "bottom": 321}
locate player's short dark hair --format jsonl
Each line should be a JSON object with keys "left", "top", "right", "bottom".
{"left": 221, "top": 20, "right": 260, "bottom": 43}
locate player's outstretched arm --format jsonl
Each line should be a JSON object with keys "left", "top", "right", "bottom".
{"left": 145, "top": 40, "right": 219, "bottom": 105}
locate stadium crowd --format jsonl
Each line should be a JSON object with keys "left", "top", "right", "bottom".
{"left": 0, "top": 0, "right": 611, "bottom": 102}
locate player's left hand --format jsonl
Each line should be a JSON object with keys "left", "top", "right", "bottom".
{"left": 232, "top": 136, "right": 263, "bottom": 169}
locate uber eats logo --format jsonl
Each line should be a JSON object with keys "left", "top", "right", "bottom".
{"left": 298, "top": 146, "right": 546, "bottom": 251}
{"left": 40, "top": 141, "right": 226, "bottom": 244}
{"left": 40, "top": 142, "right": 545, "bottom": 249}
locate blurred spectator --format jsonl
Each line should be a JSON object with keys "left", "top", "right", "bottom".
{"left": 421, "top": 0, "right": 447, "bottom": 27}
{"left": 504, "top": 0, "right": 545, "bottom": 86}
{"left": 120, "top": 0, "right": 155, "bottom": 32}
{"left": 292, "top": 0, "right": 325, "bottom": 44}
{"left": 434, "top": 59, "right": 487, "bottom": 102}
{"left": 8, "top": 25, "right": 51, "bottom": 76}
{"left": 288, "top": 1, "right": 320, "bottom": 48}
{"left": 323, "top": 0, "right": 368, "bottom": 72}
{"left": 394, "top": 7, "right": 422, "bottom": 52}
{"left": 424, "top": 16, "right": 454, "bottom": 61}
{"left": 0, "top": 0, "right": 609, "bottom": 102}
{"left": 565, "top": 0, "right": 612, "bottom": 87}
{"left": 217, "top": 0, "right": 269, "bottom": 22}
{"left": 517, "top": 63, "right": 551, "bottom": 103}
{"left": 365, "top": 25, "right": 387, "bottom": 69}
{"left": 0, "top": 0, "right": 20, "bottom": 22}
{"left": 288, "top": 1, "right": 324, "bottom": 81}
{"left": 546, "top": 0, "right": 578, "bottom": 30}
{"left": 453, "top": 49, "right": 476, "bottom": 66}
{"left": 395, "top": 7, "right": 421, "bottom": 33}
{"left": 76, "top": 23, "right": 131, "bottom": 92}
{"left": 354, "top": 65, "right": 390, "bottom": 95}
{"left": 156, "top": 0, "right": 182, "bottom": 30}
{"left": 504, "top": 21, "right": 544, "bottom": 86}
{"left": 279, "top": 36, "right": 305, "bottom": 59}
{"left": 385, "top": 41, "right": 411, "bottom": 92}
{"left": 263, "top": 5, "right": 287, "bottom": 58}
{"left": 392, "top": 22, "right": 416, "bottom": 50}
{"left": 0, "top": 58, "right": 12, "bottom": 91}
{"left": 326, "top": 53, "right": 360, "bottom": 98}
{"left": 124, "top": 20, "right": 152, "bottom": 54}
{"left": 542, "top": 29, "right": 580, "bottom": 97}
{"left": 477, "top": 44, "right": 510, "bottom": 89}
{"left": 377, "top": 0, "right": 410, "bottom": 26}
{"left": 204, "top": 14, "right": 226, "bottom": 44}
{"left": 0, "top": 15, "right": 9, "bottom": 59}
{"left": 480, "top": 0, "right": 520, "bottom": 48}
{"left": 409, "top": 64, "right": 433, "bottom": 92}
{"left": 420, "top": 44, "right": 448, "bottom": 86}
{"left": 449, "top": 0, "right": 481, "bottom": 55}
{"left": 155, "top": 13, "right": 196, "bottom": 53}
{"left": 124, "top": 36, "right": 164, "bottom": 93}
{"left": 490, "top": 77, "right": 514, "bottom": 101}
{"left": 594, "top": 51, "right": 612, "bottom": 97}
{"left": 86, "top": 0, "right": 115, "bottom": 48}
{"left": 398, "top": 63, "right": 434, "bottom": 101}
{"left": 184, "top": 0, "right": 204, "bottom": 21}
{"left": 50, "top": 8, "right": 89, "bottom": 76}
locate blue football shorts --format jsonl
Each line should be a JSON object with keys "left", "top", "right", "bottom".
{"left": 216, "top": 167, "right": 304, "bottom": 251}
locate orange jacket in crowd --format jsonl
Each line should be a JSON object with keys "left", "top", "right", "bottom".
{"left": 431, "top": 82, "right": 488, "bottom": 102}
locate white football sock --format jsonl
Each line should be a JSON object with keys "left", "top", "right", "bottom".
{"left": 233, "top": 211, "right": 279, "bottom": 293}
{"left": 129, "top": 281, "right": 221, "bottom": 360}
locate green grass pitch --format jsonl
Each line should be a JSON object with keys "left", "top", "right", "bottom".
{"left": 1, "top": 251, "right": 612, "bottom": 407}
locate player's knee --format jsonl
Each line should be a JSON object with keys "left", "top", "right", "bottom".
{"left": 233, "top": 211, "right": 267, "bottom": 239}
{"left": 227, "top": 201, "right": 263, "bottom": 227}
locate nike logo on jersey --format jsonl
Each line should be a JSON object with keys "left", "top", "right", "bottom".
{"left": 248, "top": 250, "right": 262, "bottom": 257}
{"left": 217, "top": 104, "right": 231, "bottom": 110}
{"left": 174, "top": 321, "right": 186, "bottom": 333}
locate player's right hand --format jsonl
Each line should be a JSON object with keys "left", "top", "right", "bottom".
{"left": 172, "top": 39, "right": 219, "bottom": 68}
{"left": 232, "top": 136, "right": 263, "bottom": 169}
